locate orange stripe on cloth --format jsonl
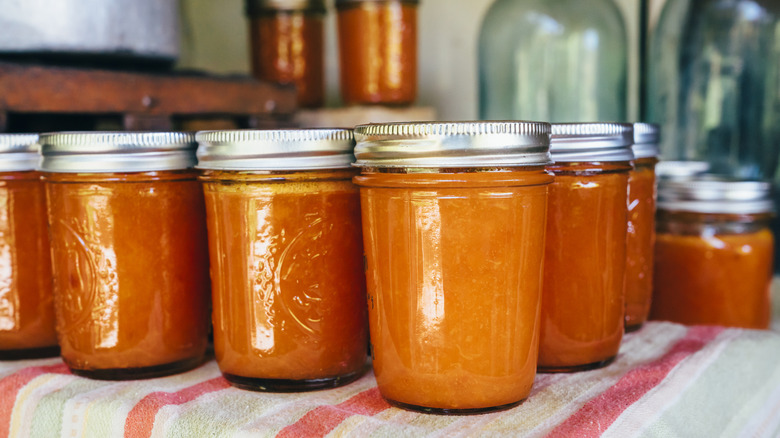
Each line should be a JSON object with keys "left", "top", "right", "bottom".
{"left": 277, "top": 387, "right": 390, "bottom": 438}
{"left": 548, "top": 325, "right": 724, "bottom": 438}
{"left": 123, "top": 377, "right": 231, "bottom": 438}
{"left": 0, "top": 363, "right": 71, "bottom": 438}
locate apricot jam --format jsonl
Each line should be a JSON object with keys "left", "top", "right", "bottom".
{"left": 354, "top": 121, "right": 552, "bottom": 414}
{"left": 336, "top": 0, "right": 418, "bottom": 105}
{"left": 539, "top": 123, "right": 634, "bottom": 373}
{"left": 41, "top": 132, "right": 210, "bottom": 379}
{"left": 196, "top": 129, "right": 367, "bottom": 391}
{"left": 651, "top": 179, "right": 774, "bottom": 329}
{"left": 0, "top": 134, "right": 58, "bottom": 360}
{"left": 246, "top": 0, "right": 325, "bottom": 108}
{"left": 625, "top": 123, "right": 660, "bottom": 331}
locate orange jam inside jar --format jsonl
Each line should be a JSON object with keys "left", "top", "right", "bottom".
{"left": 624, "top": 123, "right": 660, "bottom": 332}
{"left": 353, "top": 121, "right": 553, "bottom": 414}
{"left": 196, "top": 129, "right": 368, "bottom": 391}
{"left": 336, "top": 0, "right": 418, "bottom": 105}
{"left": 41, "top": 132, "right": 211, "bottom": 379}
{"left": 0, "top": 134, "right": 58, "bottom": 360}
{"left": 651, "top": 179, "right": 774, "bottom": 329}
{"left": 247, "top": 0, "right": 325, "bottom": 108}
{"left": 539, "top": 123, "right": 634, "bottom": 373}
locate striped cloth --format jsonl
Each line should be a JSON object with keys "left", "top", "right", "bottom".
{"left": 2, "top": 321, "right": 780, "bottom": 438}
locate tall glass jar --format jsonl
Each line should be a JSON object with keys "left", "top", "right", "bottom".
{"left": 41, "top": 132, "right": 211, "bottom": 380}
{"left": 625, "top": 123, "right": 660, "bottom": 331}
{"left": 646, "top": 0, "right": 780, "bottom": 179}
{"left": 479, "top": 0, "right": 627, "bottom": 122}
{"left": 196, "top": 129, "right": 368, "bottom": 391}
{"left": 246, "top": 0, "right": 326, "bottom": 108}
{"left": 652, "top": 179, "right": 774, "bottom": 329}
{"left": 353, "top": 121, "right": 553, "bottom": 414}
{"left": 336, "top": 0, "right": 418, "bottom": 105}
{"left": 540, "top": 123, "right": 634, "bottom": 372}
{"left": 0, "top": 134, "right": 58, "bottom": 360}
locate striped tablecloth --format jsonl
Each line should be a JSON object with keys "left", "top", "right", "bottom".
{"left": 2, "top": 321, "right": 780, "bottom": 438}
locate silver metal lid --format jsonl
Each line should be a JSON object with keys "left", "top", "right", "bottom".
{"left": 353, "top": 121, "right": 551, "bottom": 168}
{"left": 632, "top": 123, "right": 660, "bottom": 159}
{"left": 195, "top": 129, "right": 356, "bottom": 171}
{"left": 550, "top": 123, "right": 634, "bottom": 163}
{"left": 246, "top": 0, "right": 326, "bottom": 14}
{"left": 658, "top": 178, "right": 773, "bottom": 215}
{"left": 0, "top": 133, "right": 40, "bottom": 172}
{"left": 40, "top": 132, "right": 197, "bottom": 173}
{"left": 655, "top": 161, "right": 711, "bottom": 181}
{"left": 336, "top": 0, "right": 419, "bottom": 7}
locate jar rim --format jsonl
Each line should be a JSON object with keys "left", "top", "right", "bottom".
{"left": 245, "top": 0, "right": 326, "bottom": 14}
{"left": 550, "top": 123, "right": 635, "bottom": 163}
{"left": 0, "top": 133, "right": 40, "bottom": 172}
{"left": 658, "top": 178, "right": 774, "bottom": 214}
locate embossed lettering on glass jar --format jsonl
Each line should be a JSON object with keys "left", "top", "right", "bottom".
{"left": 651, "top": 179, "right": 774, "bottom": 329}
{"left": 246, "top": 0, "right": 326, "bottom": 108}
{"left": 41, "top": 132, "right": 211, "bottom": 379}
{"left": 624, "top": 123, "right": 660, "bottom": 332}
{"left": 336, "top": 0, "right": 419, "bottom": 105}
{"left": 196, "top": 129, "right": 368, "bottom": 392}
{"left": 353, "top": 121, "right": 552, "bottom": 414}
{"left": 0, "top": 134, "right": 59, "bottom": 360}
{"left": 539, "top": 123, "right": 634, "bottom": 372}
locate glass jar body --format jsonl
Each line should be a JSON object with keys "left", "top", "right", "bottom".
{"left": 479, "top": 0, "right": 627, "bottom": 122}
{"left": 44, "top": 170, "right": 211, "bottom": 379}
{"left": 354, "top": 168, "right": 552, "bottom": 414}
{"left": 337, "top": 1, "right": 418, "bottom": 105}
{"left": 651, "top": 211, "right": 773, "bottom": 329}
{"left": 248, "top": 10, "right": 325, "bottom": 108}
{"left": 0, "top": 171, "right": 58, "bottom": 359}
{"left": 646, "top": 0, "right": 780, "bottom": 179}
{"left": 625, "top": 157, "right": 658, "bottom": 331}
{"left": 200, "top": 169, "right": 368, "bottom": 391}
{"left": 539, "top": 162, "right": 630, "bottom": 372}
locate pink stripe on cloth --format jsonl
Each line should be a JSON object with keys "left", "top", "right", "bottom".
{"left": 277, "top": 387, "right": 390, "bottom": 438}
{"left": 0, "top": 363, "right": 71, "bottom": 438}
{"left": 123, "top": 377, "right": 231, "bottom": 438}
{"left": 547, "top": 325, "right": 724, "bottom": 438}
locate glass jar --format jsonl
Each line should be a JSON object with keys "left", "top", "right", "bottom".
{"left": 624, "top": 123, "right": 660, "bottom": 332}
{"left": 540, "top": 123, "right": 634, "bottom": 372}
{"left": 40, "top": 132, "right": 211, "bottom": 379}
{"left": 646, "top": 0, "right": 780, "bottom": 179}
{"left": 353, "top": 121, "right": 553, "bottom": 414}
{"left": 479, "top": 0, "right": 627, "bottom": 122}
{"left": 336, "top": 0, "right": 418, "bottom": 105}
{"left": 196, "top": 129, "right": 368, "bottom": 391}
{"left": 0, "top": 134, "right": 58, "bottom": 360}
{"left": 651, "top": 179, "right": 774, "bottom": 329}
{"left": 246, "top": 0, "right": 326, "bottom": 108}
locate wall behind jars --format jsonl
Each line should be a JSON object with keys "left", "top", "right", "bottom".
{"left": 178, "top": 0, "right": 665, "bottom": 121}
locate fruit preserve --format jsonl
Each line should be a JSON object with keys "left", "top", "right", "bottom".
{"left": 353, "top": 121, "right": 552, "bottom": 414}
{"left": 539, "top": 123, "right": 634, "bottom": 372}
{"left": 196, "top": 129, "right": 368, "bottom": 391}
{"left": 651, "top": 179, "right": 774, "bottom": 329}
{"left": 41, "top": 132, "right": 211, "bottom": 379}
{"left": 0, "top": 134, "right": 58, "bottom": 360}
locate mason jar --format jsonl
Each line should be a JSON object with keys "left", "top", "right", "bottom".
{"left": 624, "top": 123, "right": 660, "bottom": 331}
{"left": 40, "top": 132, "right": 211, "bottom": 379}
{"left": 651, "top": 178, "right": 774, "bottom": 329}
{"left": 336, "top": 0, "right": 418, "bottom": 105}
{"left": 539, "top": 123, "right": 634, "bottom": 372}
{"left": 196, "top": 129, "right": 368, "bottom": 391}
{"left": 246, "top": 0, "right": 326, "bottom": 108}
{"left": 353, "top": 121, "right": 552, "bottom": 414}
{"left": 0, "top": 134, "right": 58, "bottom": 360}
